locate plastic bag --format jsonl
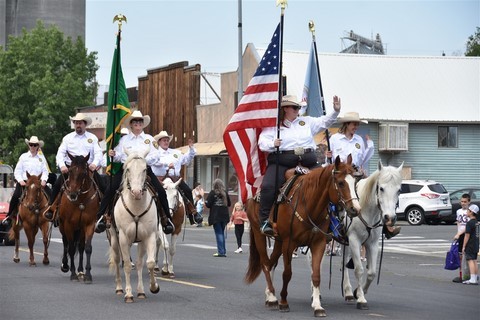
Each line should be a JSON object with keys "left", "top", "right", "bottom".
{"left": 444, "top": 241, "right": 460, "bottom": 270}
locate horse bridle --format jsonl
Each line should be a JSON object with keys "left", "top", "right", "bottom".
{"left": 125, "top": 156, "right": 148, "bottom": 195}
{"left": 22, "top": 181, "right": 48, "bottom": 214}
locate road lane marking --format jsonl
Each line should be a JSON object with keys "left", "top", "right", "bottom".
{"left": 156, "top": 277, "right": 215, "bottom": 289}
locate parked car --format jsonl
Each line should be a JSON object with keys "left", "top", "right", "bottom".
{"left": 439, "top": 187, "right": 480, "bottom": 224}
{"left": 396, "top": 180, "right": 452, "bottom": 226}
{"left": 0, "top": 164, "right": 15, "bottom": 246}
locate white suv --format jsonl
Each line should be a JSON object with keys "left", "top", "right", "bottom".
{"left": 396, "top": 180, "right": 452, "bottom": 226}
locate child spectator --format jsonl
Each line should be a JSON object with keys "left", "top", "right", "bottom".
{"left": 452, "top": 193, "right": 471, "bottom": 283}
{"left": 194, "top": 194, "right": 204, "bottom": 227}
{"left": 462, "top": 204, "right": 479, "bottom": 285}
{"left": 230, "top": 202, "right": 248, "bottom": 253}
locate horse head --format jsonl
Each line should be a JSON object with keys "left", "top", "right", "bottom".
{"left": 331, "top": 155, "right": 361, "bottom": 217}
{"left": 66, "top": 152, "right": 90, "bottom": 202}
{"left": 24, "top": 172, "right": 43, "bottom": 213}
{"left": 162, "top": 177, "right": 183, "bottom": 214}
{"left": 375, "top": 160, "right": 404, "bottom": 226}
{"left": 123, "top": 149, "right": 149, "bottom": 200}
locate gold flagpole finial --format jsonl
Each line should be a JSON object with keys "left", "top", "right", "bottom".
{"left": 276, "top": 0, "right": 288, "bottom": 10}
{"left": 113, "top": 14, "right": 127, "bottom": 30}
{"left": 308, "top": 20, "right": 315, "bottom": 34}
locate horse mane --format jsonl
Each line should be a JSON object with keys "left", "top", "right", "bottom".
{"left": 360, "top": 166, "right": 402, "bottom": 208}
{"left": 300, "top": 164, "right": 333, "bottom": 201}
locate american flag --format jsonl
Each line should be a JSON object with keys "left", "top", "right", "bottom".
{"left": 223, "top": 24, "right": 281, "bottom": 203}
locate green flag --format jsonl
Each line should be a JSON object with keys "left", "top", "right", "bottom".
{"left": 105, "top": 33, "right": 131, "bottom": 175}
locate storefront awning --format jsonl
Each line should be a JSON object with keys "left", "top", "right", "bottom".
{"left": 178, "top": 142, "right": 226, "bottom": 156}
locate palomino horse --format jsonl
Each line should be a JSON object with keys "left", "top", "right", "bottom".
{"left": 108, "top": 150, "right": 159, "bottom": 303}
{"left": 155, "top": 177, "right": 185, "bottom": 278}
{"left": 57, "top": 153, "right": 100, "bottom": 283}
{"left": 9, "top": 173, "right": 50, "bottom": 266}
{"left": 342, "top": 161, "right": 403, "bottom": 310}
{"left": 245, "top": 155, "right": 361, "bottom": 317}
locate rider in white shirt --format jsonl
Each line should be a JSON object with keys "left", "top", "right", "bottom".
{"left": 152, "top": 131, "right": 201, "bottom": 225}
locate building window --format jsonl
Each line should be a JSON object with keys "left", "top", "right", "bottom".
{"left": 438, "top": 126, "right": 457, "bottom": 148}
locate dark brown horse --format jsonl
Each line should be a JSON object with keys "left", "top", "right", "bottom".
{"left": 245, "top": 155, "right": 361, "bottom": 317}
{"left": 9, "top": 173, "right": 50, "bottom": 266}
{"left": 57, "top": 153, "right": 100, "bottom": 283}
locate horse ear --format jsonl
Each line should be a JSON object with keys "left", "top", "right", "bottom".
{"left": 38, "top": 173, "right": 42, "bottom": 180}
{"left": 335, "top": 155, "right": 341, "bottom": 167}
{"left": 26, "top": 171, "right": 31, "bottom": 178}
{"left": 345, "top": 154, "right": 353, "bottom": 165}
{"left": 378, "top": 159, "right": 384, "bottom": 171}
{"left": 174, "top": 177, "right": 182, "bottom": 188}
{"left": 85, "top": 153, "right": 90, "bottom": 162}
{"left": 397, "top": 161, "right": 404, "bottom": 172}
{"left": 67, "top": 152, "right": 74, "bottom": 162}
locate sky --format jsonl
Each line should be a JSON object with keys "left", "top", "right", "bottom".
{"left": 85, "top": 0, "right": 479, "bottom": 101}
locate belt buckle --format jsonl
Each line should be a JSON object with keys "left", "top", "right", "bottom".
{"left": 294, "top": 147, "right": 305, "bottom": 156}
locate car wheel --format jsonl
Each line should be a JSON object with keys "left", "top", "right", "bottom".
{"left": 406, "top": 207, "right": 424, "bottom": 226}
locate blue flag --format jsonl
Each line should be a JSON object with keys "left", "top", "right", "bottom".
{"left": 301, "top": 42, "right": 323, "bottom": 117}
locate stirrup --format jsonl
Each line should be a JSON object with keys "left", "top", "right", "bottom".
{"left": 95, "top": 216, "right": 107, "bottom": 234}
{"left": 260, "top": 220, "right": 274, "bottom": 236}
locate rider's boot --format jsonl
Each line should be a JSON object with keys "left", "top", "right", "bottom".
{"left": 159, "top": 206, "right": 174, "bottom": 235}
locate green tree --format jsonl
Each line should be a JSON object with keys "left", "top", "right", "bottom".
{"left": 0, "top": 21, "right": 98, "bottom": 169}
{"left": 466, "top": 27, "right": 480, "bottom": 56}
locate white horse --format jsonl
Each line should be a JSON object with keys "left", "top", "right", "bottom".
{"left": 108, "top": 150, "right": 160, "bottom": 303}
{"left": 342, "top": 160, "right": 403, "bottom": 310}
{"left": 155, "top": 177, "right": 185, "bottom": 278}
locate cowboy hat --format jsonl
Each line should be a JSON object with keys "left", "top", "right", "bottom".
{"left": 281, "top": 95, "right": 302, "bottom": 108}
{"left": 124, "top": 110, "right": 151, "bottom": 128}
{"left": 25, "top": 136, "right": 44, "bottom": 148}
{"left": 337, "top": 112, "right": 368, "bottom": 124}
{"left": 154, "top": 130, "right": 174, "bottom": 142}
{"left": 120, "top": 128, "right": 129, "bottom": 135}
{"left": 69, "top": 113, "right": 92, "bottom": 126}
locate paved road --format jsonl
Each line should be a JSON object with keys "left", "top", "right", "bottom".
{"left": 0, "top": 222, "right": 478, "bottom": 320}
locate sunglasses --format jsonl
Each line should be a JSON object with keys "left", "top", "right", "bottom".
{"left": 29, "top": 144, "right": 39, "bottom": 147}
{"left": 288, "top": 105, "right": 301, "bottom": 110}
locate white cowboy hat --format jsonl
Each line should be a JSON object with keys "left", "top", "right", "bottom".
{"left": 124, "top": 110, "right": 151, "bottom": 128}
{"left": 337, "top": 111, "right": 368, "bottom": 124}
{"left": 154, "top": 130, "right": 174, "bottom": 142}
{"left": 281, "top": 95, "right": 302, "bottom": 108}
{"left": 120, "top": 128, "right": 129, "bottom": 135}
{"left": 25, "top": 136, "right": 44, "bottom": 148}
{"left": 69, "top": 113, "right": 92, "bottom": 126}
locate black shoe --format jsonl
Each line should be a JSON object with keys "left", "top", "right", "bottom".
{"left": 44, "top": 206, "right": 54, "bottom": 221}
{"left": 260, "top": 220, "right": 274, "bottom": 236}
{"left": 1, "top": 216, "right": 11, "bottom": 226}
{"left": 162, "top": 219, "right": 175, "bottom": 234}
{"left": 95, "top": 216, "right": 106, "bottom": 233}
{"left": 194, "top": 214, "right": 203, "bottom": 225}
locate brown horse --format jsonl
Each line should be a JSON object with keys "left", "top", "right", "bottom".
{"left": 245, "top": 155, "right": 361, "bottom": 317}
{"left": 155, "top": 177, "right": 185, "bottom": 278}
{"left": 57, "top": 153, "right": 100, "bottom": 283}
{"left": 9, "top": 173, "right": 50, "bottom": 266}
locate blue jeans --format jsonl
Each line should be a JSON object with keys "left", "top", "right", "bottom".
{"left": 213, "top": 222, "right": 227, "bottom": 255}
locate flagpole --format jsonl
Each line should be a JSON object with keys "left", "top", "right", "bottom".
{"left": 111, "top": 15, "right": 126, "bottom": 154}
{"left": 308, "top": 20, "right": 332, "bottom": 164}
{"left": 273, "top": 0, "right": 287, "bottom": 226}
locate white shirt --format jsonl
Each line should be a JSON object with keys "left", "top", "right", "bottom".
{"left": 258, "top": 112, "right": 339, "bottom": 153}
{"left": 14, "top": 151, "right": 49, "bottom": 182}
{"left": 151, "top": 146, "right": 196, "bottom": 177}
{"left": 330, "top": 133, "right": 374, "bottom": 168}
{"left": 456, "top": 208, "right": 470, "bottom": 234}
{"left": 56, "top": 131, "right": 103, "bottom": 168}
{"left": 112, "top": 132, "right": 158, "bottom": 166}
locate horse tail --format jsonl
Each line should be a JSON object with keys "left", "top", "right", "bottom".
{"left": 244, "top": 198, "right": 262, "bottom": 284}
{"left": 245, "top": 229, "right": 262, "bottom": 284}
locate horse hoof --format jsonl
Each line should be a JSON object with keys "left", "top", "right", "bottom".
{"left": 279, "top": 304, "right": 290, "bottom": 312}
{"left": 61, "top": 265, "right": 69, "bottom": 273}
{"left": 345, "top": 295, "right": 355, "bottom": 303}
{"left": 84, "top": 275, "right": 92, "bottom": 284}
{"left": 137, "top": 293, "right": 146, "bottom": 299}
{"left": 356, "top": 302, "right": 369, "bottom": 310}
{"left": 314, "top": 309, "right": 327, "bottom": 317}
{"left": 70, "top": 275, "right": 79, "bottom": 282}
{"left": 265, "top": 300, "right": 278, "bottom": 308}
{"left": 168, "top": 272, "right": 175, "bottom": 279}
{"left": 154, "top": 266, "right": 160, "bottom": 273}
{"left": 116, "top": 289, "right": 124, "bottom": 295}
{"left": 13, "top": 257, "right": 20, "bottom": 263}
{"left": 43, "top": 259, "right": 49, "bottom": 265}
{"left": 124, "top": 296, "right": 134, "bottom": 303}
{"left": 161, "top": 270, "right": 169, "bottom": 276}
{"left": 150, "top": 284, "right": 160, "bottom": 294}
{"left": 29, "top": 262, "right": 37, "bottom": 267}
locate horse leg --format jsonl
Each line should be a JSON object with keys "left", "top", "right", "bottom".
{"left": 166, "top": 234, "right": 177, "bottom": 277}
{"left": 25, "top": 225, "right": 38, "bottom": 266}
{"left": 362, "top": 240, "right": 379, "bottom": 301}
{"left": 264, "top": 240, "right": 282, "bottom": 308}
{"left": 146, "top": 234, "right": 160, "bottom": 294}
{"left": 108, "top": 230, "right": 124, "bottom": 295}
{"left": 12, "top": 225, "right": 20, "bottom": 263}
{"left": 60, "top": 233, "right": 70, "bottom": 273}
{"left": 159, "top": 233, "right": 171, "bottom": 276}
{"left": 278, "top": 242, "right": 295, "bottom": 312}
{"left": 77, "top": 231, "right": 85, "bottom": 279}
{"left": 41, "top": 222, "right": 50, "bottom": 265}
{"left": 154, "top": 230, "right": 163, "bottom": 272}
{"left": 342, "top": 245, "right": 355, "bottom": 303}
{"left": 83, "top": 232, "right": 94, "bottom": 284}
{"left": 136, "top": 242, "right": 146, "bottom": 299}
{"left": 119, "top": 232, "right": 134, "bottom": 303}
{"left": 310, "top": 240, "right": 327, "bottom": 317}
{"left": 349, "top": 239, "right": 368, "bottom": 309}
